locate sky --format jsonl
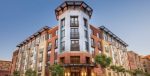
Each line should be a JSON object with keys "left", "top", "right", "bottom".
{"left": 0, "top": 0, "right": 150, "bottom": 60}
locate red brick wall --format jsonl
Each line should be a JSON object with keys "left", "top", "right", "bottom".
{"left": 0, "top": 61, "right": 11, "bottom": 76}
{"left": 11, "top": 50, "right": 19, "bottom": 75}
{"left": 47, "top": 26, "right": 58, "bottom": 65}
{"left": 90, "top": 25, "right": 103, "bottom": 56}
{"left": 58, "top": 51, "right": 92, "bottom": 64}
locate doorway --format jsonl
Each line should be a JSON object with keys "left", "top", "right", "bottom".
{"left": 71, "top": 72, "right": 80, "bottom": 76}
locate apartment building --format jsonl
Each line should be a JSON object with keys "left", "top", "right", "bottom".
{"left": 15, "top": 26, "right": 51, "bottom": 76}
{"left": 0, "top": 60, "right": 11, "bottom": 76}
{"left": 12, "top": 1, "right": 129, "bottom": 76}
{"left": 11, "top": 49, "right": 19, "bottom": 75}
{"left": 99, "top": 26, "right": 129, "bottom": 76}
{"left": 127, "top": 51, "right": 143, "bottom": 71}
{"left": 142, "top": 55, "right": 150, "bottom": 74}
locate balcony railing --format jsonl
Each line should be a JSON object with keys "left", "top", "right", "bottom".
{"left": 39, "top": 58, "right": 43, "bottom": 62}
{"left": 70, "top": 23, "right": 79, "bottom": 27}
{"left": 61, "top": 46, "right": 65, "bottom": 51}
{"left": 70, "top": 34, "right": 79, "bottom": 39}
{"left": 38, "top": 67, "right": 42, "bottom": 72}
{"left": 47, "top": 46, "right": 52, "bottom": 51}
{"left": 30, "top": 52, "right": 33, "bottom": 57}
{"left": 71, "top": 46, "right": 80, "bottom": 51}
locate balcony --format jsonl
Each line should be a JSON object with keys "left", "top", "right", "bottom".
{"left": 39, "top": 50, "right": 43, "bottom": 54}
{"left": 71, "top": 46, "right": 80, "bottom": 51}
{"left": 29, "top": 61, "right": 33, "bottom": 65}
{"left": 47, "top": 46, "right": 52, "bottom": 51}
{"left": 70, "top": 34, "right": 79, "bottom": 39}
{"left": 38, "top": 67, "right": 42, "bottom": 72}
{"left": 61, "top": 46, "right": 65, "bottom": 51}
{"left": 39, "top": 58, "right": 43, "bottom": 62}
{"left": 70, "top": 23, "right": 79, "bottom": 27}
{"left": 30, "top": 52, "right": 33, "bottom": 57}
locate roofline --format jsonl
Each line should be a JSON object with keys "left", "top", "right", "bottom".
{"left": 16, "top": 26, "right": 50, "bottom": 47}
{"left": 55, "top": 1, "right": 93, "bottom": 20}
{"left": 99, "top": 26, "right": 128, "bottom": 47}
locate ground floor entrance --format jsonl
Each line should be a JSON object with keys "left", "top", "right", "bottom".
{"left": 71, "top": 72, "right": 80, "bottom": 76}
{"left": 64, "top": 64, "right": 95, "bottom": 76}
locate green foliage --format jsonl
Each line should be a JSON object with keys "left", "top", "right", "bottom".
{"left": 125, "top": 70, "right": 133, "bottom": 74}
{"left": 49, "top": 64, "right": 64, "bottom": 76}
{"left": 95, "top": 54, "right": 112, "bottom": 68}
{"left": 25, "top": 69, "right": 37, "bottom": 76}
{"left": 13, "top": 70, "right": 20, "bottom": 76}
{"left": 110, "top": 65, "right": 125, "bottom": 73}
{"left": 144, "top": 73, "right": 150, "bottom": 76}
{"left": 110, "top": 67, "right": 150, "bottom": 76}
{"left": 133, "top": 69, "right": 143, "bottom": 74}
{"left": 32, "top": 70, "right": 37, "bottom": 76}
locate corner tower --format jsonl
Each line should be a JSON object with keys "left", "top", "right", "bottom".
{"left": 55, "top": 1, "right": 95, "bottom": 76}
{"left": 56, "top": 1, "right": 93, "bottom": 53}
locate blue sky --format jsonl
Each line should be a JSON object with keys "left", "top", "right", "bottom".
{"left": 0, "top": 0, "right": 150, "bottom": 60}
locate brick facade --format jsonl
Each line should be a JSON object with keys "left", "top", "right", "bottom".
{"left": 0, "top": 60, "right": 11, "bottom": 76}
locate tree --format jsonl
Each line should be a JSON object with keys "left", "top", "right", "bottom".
{"left": 132, "top": 69, "right": 144, "bottom": 76}
{"left": 95, "top": 54, "right": 112, "bottom": 68}
{"left": 110, "top": 65, "right": 126, "bottom": 75}
{"left": 32, "top": 70, "right": 37, "bottom": 76}
{"left": 144, "top": 73, "right": 150, "bottom": 76}
{"left": 94, "top": 54, "right": 112, "bottom": 76}
{"left": 49, "top": 64, "right": 64, "bottom": 76}
{"left": 25, "top": 69, "right": 37, "bottom": 76}
{"left": 13, "top": 70, "right": 20, "bottom": 76}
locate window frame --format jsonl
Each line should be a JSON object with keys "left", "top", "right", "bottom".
{"left": 70, "top": 16, "right": 79, "bottom": 27}
{"left": 70, "top": 28, "right": 79, "bottom": 39}
{"left": 71, "top": 40, "right": 80, "bottom": 51}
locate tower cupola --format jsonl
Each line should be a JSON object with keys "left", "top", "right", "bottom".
{"left": 55, "top": 1, "right": 93, "bottom": 20}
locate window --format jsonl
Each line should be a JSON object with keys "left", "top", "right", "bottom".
{"left": 97, "top": 33, "right": 101, "bottom": 38}
{"left": 61, "top": 18, "right": 65, "bottom": 28}
{"left": 91, "top": 29, "right": 94, "bottom": 35}
{"left": 84, "top": 18, "right": 88, "bottom": 28}
{"left": 60, "top": 57, "right": 65, "bottom": 64}
{"left": 71, "top": 40, "right": 80, "bottom": 51}
{"left": 47, "top": 53, "right": 50, "bottom": 61}
{"left": 56, "top": 30, "right": 58, "bottom": 36}
{"left": 48, "top": 43, "right": 52, "bottom": 51}
{"left": 40, "top": 35, "right": 45, "bottom": 42}
{"left": 54, "top": 52, "right": 57, "bottom": 63}
{"left": 85, "top": 41, "right": 89, "bottom": 52}
{"left": 105, "top": 46, "right": 109, "bottom": 52}
{"left": 98, "top": 42, "right": 101, "bottom": 49}
{"left": 61, "top": 30, "right": 65, "bottom": 38}
{"left": 70, "top": 28, "right": 79, "bottom": 39}
{"left": 104, "top": 32, "right": 108, "bottom": 41}
{"left": 91, "top": 38, "right": 94, "bottom": 47}
{"left": 55, "top": 39, "right": 58, "bottom": 48}
{"left": 39, "top": 48, "right": 44, "bottom": 54}
{"left": 70, "top": 56, "right": 80, "bottom": 64}
{"left": 48, "top": 34, "right": 52, "bottom": 39}
{"left": 61, "top": 41, "right": 65, "bottom": 52}
{"left": 39, "top": 57, "right": 43, "bottom": 62}
{"left": 85, "top": 30, "right": 88, "bottom": 39}
{"left": 86, "top": 57, "right": 90, "bottom": 64}
{"left": 70, "top": 16, "right": 79, "bottom": 27}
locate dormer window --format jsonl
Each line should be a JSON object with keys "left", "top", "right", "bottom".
{"left": 70, "top": 16, "right": 79, "bottom": 27}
